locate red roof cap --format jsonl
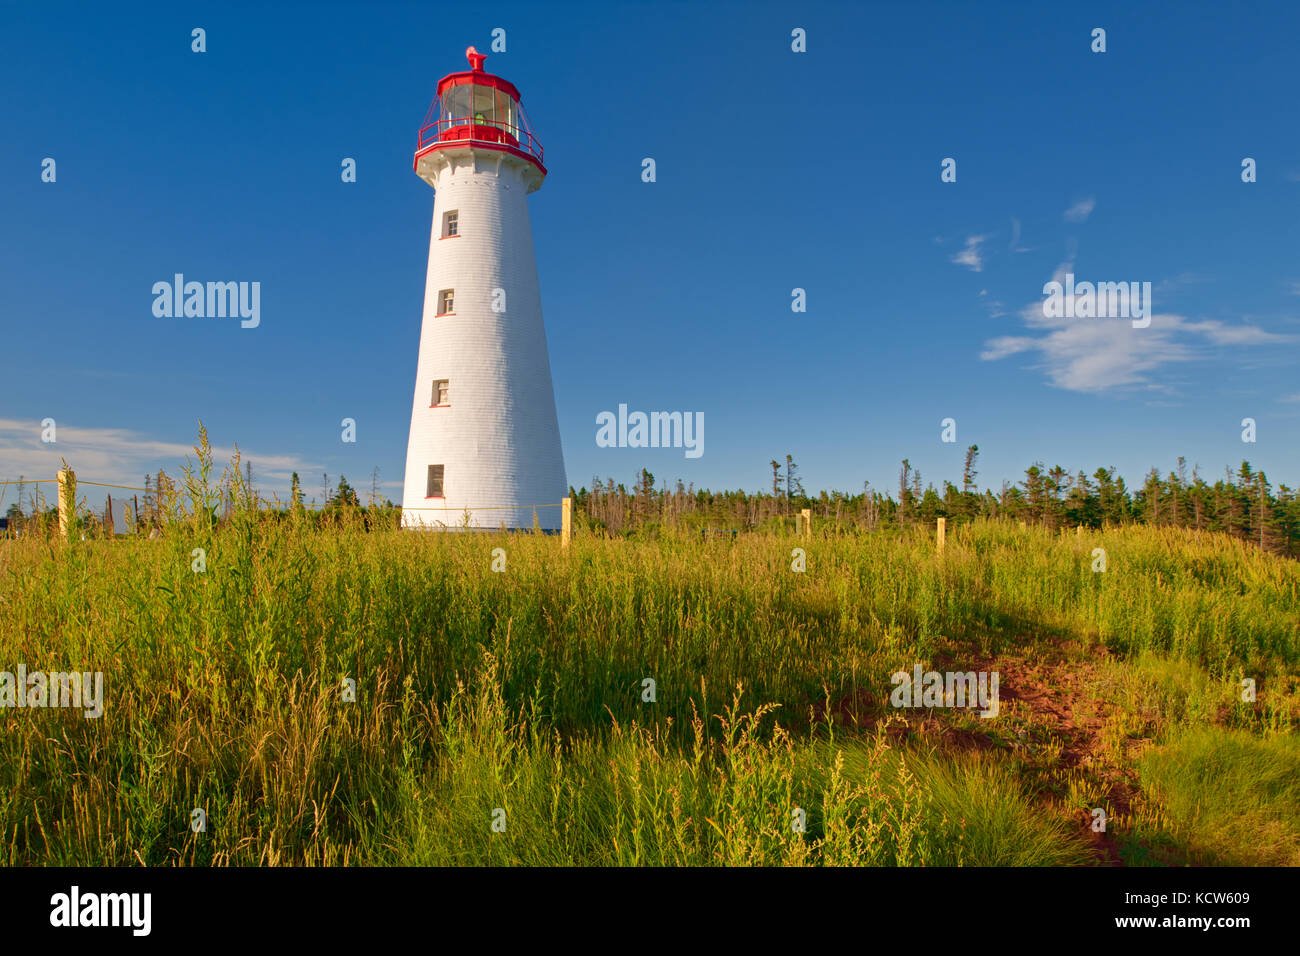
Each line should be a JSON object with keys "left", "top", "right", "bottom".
{"left": 435, "top": 46, "right": 522, "bottom": 100}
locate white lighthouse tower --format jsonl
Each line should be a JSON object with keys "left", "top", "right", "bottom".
{"left": 401, "top": 47, "right": 567, "bottom": 530}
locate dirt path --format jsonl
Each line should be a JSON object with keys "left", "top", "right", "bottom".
{"left": 819, "top": 640, "right": 1144, "bottom": 866}
{"left": 987, "top": 645, "right": 1133, "bottom": 866}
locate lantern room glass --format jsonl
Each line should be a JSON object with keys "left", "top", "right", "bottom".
{"left": 443, "top": 83, "right": 519, "bottom": 142}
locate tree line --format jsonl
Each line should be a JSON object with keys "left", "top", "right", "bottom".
{"left": 571, "top": 446, "right": 1300, "bottom": 557}
{"left": 7, "top": 445, "right": 1295, "bottom": 556}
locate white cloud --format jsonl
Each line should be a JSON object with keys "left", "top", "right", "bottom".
{"left": 951, "top": 234, "right": 991, "bottom": 272}
{"left": 1017, "top": 314, "right": 1198, "bottom": 391}
{"left": 0, "top": 419, "right": 331, "bottom": 506}
{"left": 1018, "top": 259, "right": 1076, "bottom": 329}
{"left": 979, "top": 336, "right": 1036, "bottom": 361}
{"left": 980, "top": 269, "right": 1297, "bottom": 393}
{"left": 1063, "top": 197, "right": 1096, "bottom": 223}
{"left": 1181, "top": 320, "right": 1293, "bottom": 346}
{"left": 1006, "top": 217, "right": 1033, "bottom": 253}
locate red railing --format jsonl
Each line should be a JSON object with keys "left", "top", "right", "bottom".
{"left": 416, "top": 117, "right": 544, "bottom": 166}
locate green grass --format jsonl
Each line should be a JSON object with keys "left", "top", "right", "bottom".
{"left": 1135, "top": 727, "right": 1300, "bottom": 866}
{"left": 0, "top": 508, "right": 1297, "bottom": 865}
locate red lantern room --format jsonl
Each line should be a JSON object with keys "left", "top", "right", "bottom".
{"left": 414, "top": 46, "right": 546, "bottom": 188}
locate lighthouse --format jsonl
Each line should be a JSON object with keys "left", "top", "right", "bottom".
{"left": 401, "top": 47, "right": 567, "bottom": 530}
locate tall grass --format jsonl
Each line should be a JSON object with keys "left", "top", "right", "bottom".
{"left": 0, "top": 507, "right": 1296, "bottom": 865}
{"left": 1136, "top": 727, "right": 1300, "bottom": 865}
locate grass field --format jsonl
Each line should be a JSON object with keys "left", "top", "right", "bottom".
{"left": 2, "top": 505, "right": 1297, "bottom": 866}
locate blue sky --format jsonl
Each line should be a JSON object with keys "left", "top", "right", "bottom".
{"left": 2, "top": 0, "right": 1298, "bottom": 509}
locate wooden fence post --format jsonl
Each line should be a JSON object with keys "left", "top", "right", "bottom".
{"left": 104, "top": 494, "right": 115, "bottom": 536}
{"left": 800, "top": 508, "right": 811, "bottom": 539}
{"left": 561, "top": 497, "right": 572, "bottom": 548}
{"left": 56, "top": 468, "right": 75, "bottom": 539}
{"left": 936, "top": 516, "right": 946, "bottom": 553}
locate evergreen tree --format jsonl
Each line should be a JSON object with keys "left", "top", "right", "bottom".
{"left": 332, "top": 475, "right": 359, "bottom": 508}
{"left": 1021, "top": 463, "right": 1047, "bottom": 525}
{"left": 961, "top": 445, "right": 980, "bottom": 517}
{"left": 898, "top": 459, "right": 912, "bottom": 525}
{"left": 784, "top": 454, "right": 805, "bottom": 509}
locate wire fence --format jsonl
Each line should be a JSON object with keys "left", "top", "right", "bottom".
{"left": 0, "top": 473, "right": 566, "bottom": 527}
{"left": 403, "top": 503, "right": 562, "bottom": 511}
{"left": 77, "top": 480, "right": 175, "bottom": 494}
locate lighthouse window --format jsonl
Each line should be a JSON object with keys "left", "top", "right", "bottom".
{"left": 438, "top": 289, "right": 454, "bottom": 314}
{"left": 442, "top": 211, "right": 459, "bottom": 237}
{"left": 432, "top": 379, "right": 449, "bottom": 406}
{"left": 445, "top": 83, "right": 518, "bottom": 137}
{"left": 426, "top": 464, "right": 444, "bottom": 498}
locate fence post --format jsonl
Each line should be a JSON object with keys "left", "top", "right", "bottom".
{"left": 799, "top": 508, "right": 811, "bottom": 539}
{"left": 936, "top": 516, "right": 946, "bottom": 553}
{"left": 561, "top": 497, "right": 572, "bottom": 548}
{"left": 105, "top": 494, "right": 115, "bottom": 536}
{"left": 56, "top": 468, "right": 76, "bottom": 538}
